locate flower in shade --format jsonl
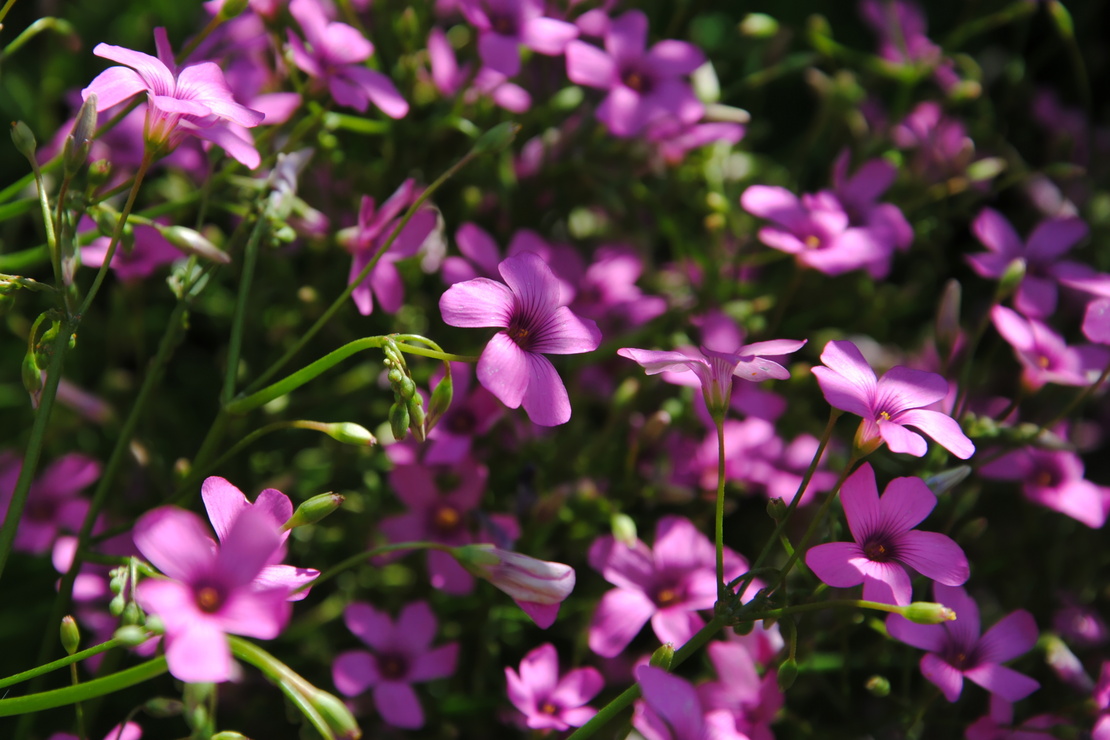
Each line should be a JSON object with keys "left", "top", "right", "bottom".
{"left": 804, "top": 463, "right": 969, "bottom": 605}
{"left": 633, "top": 665, "right": 750, "bottom": 740}
{"left": 332, "top": 601, "right": 459, "bottom": 729}
{"left": 457, "top": 0, "right": 578, "bottom": 78}
{"left": 587, "top": 515, "right": 747, "bottom": 658}
{"left": 697, "top": 641, "right": 783, "bottom": 740}
{"left": 811, "top": 339, "right": 975, "bottom": 459}
{"left": 0, "top": 451, "right": 101, "bottom": 555}
{"left": 439, "top": 252, "right": 601, "bottom": 426}
{"left": 505, "top": 643, "right": 603, "bottom": 730}
{"left": 892, "top": 101, "right": 975, "bottom": 183}
{"left": 133, "top": 505, "right": 302, "bottom": 682}
{"left": 990, "top": 306, "right": 1107, "bottom": 389}
{"left": 967, "top": 208, "right": 1110, "bottom": 318}
{"left": 1094, "top": 662, "right": 1110, "bottom": 740}
{"left": 966, "top": 695, "right": 1065, "bottom": 740}
{"left": 338, "top": 179, "right": 438, "bottom": 316}
{"left": 456, "top": 544, "right": 576, "bottom": 628}
{"left": 566, "top": 10, "right": 705, "bottom": 137}
{"left": 1084, "top": 298, "right": 1110, "bottom": 345}
{"left": 48, "top": 722, "right": 142, "bottom": 740}
{"left": 80, "top": 219, "right": 182, "bottom": 282}
{"left": 859, "top": 0, "right": 959, "bottom": 92}
{"left": 618, "top": 337, "right": 805, "bottom": 418}
{"left": 81, "top": 28, "right": 264, "bottom": 167}
{"left": 829, "top": 152, "right": 913, "bottom": 278}
{"left": 287, "top": 0, "right": 408, "bottom": 117}
{"left": 979, "top": 445, "right": 1110, "bottom": 529}
{"left": 887, "top": 584, "right": 1040, "bottom": 703}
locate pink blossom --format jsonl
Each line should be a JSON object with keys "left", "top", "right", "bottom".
{"left": 633, "top": 665, "right": 750, "bottom": 740}
{"left": 333, "top": 601, "right": 459, "bottom": 729}
{"left": 980, "top": 446, "right": 1110, "bottom": 528}
{"left": 80, "top": 219, "right": 182, "bottom": 282}
{"left": 829, "top": 152, "right": 914, "bottom": 278}
{"left": 893, "top": 102, "right": 975, "bottom": 183}
{"left": 0, "top": 452, "right": 100, "bottom": 555}
{"left": 805, "top": 463, "right": 969, "bottom": 605}
{"left": 458, "top": 544, "right": 576, "bottom": 628}
{"left": 81, "top": 28, "right": 264, "bottom": 167}
{"left": 811, "top": 339, "right": 975, "bottom": 459}
{"left": 505, "top": 643, "right": 602, "bottom": 730}
{"left": 966, "top": 695, "right": 1065, "bottom": 740}
{"left": 698, "top": 641, "right": 783, "bottom": 740}
{"left": 887, "top": 584, "right": 1040, "bottom": 703}
{"left": 48, "top": 722, "right": 142, "bottom": 740}
{"left": 990, "top": 306, "right": 1107, "bottom": 389}
{"left": 439, "top": 252, "right": 601, "bottom": 426}
{"left": 457, "top": 0, "right": 578, "bottom": 78}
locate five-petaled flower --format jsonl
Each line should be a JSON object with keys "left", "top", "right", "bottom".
{"left": 505, "top": 643, "right": 602, "bottom": 731}
{"left": 805, "top": 463, "right": 969, "bottom": 605}
{"left": 439, "top": 251, "right": 601, "bottom": 426}
{"left": 811, "top": 339, "right": 975, "bottom": 459}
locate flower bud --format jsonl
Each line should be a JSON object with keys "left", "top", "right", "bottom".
{"left": 215, "top": 0, "right": 250, "bottom": 21}
{"left": 389, "top": 401, "right": 410, "bottom": 441}
{"left": 60, "top": 615, "right": 80, "bottom": 655}
{"left": 212, "top": 733, "right": 250, "bottom": 740}
{"left": 935, "top": 279, "right": 961, "bottom": 362}
{"left": 777, "top": 658, "right": 798, "bottom": 691}
{"left": 22, "top": 351, "right": 43, "bottom": 404}
{"left": 282, "top": 492, "right": 345, "bottom": 531}
{"left": 766, "top": 497, "right": 787, "bottom": 521}
{"left": 611, "top": 513, "right": 637, "bottom": 547}
{"left": 426, "top": 375, "right": 453, "bottom": 431}
{"left": 10, "top": 120, "right": 37, "bottom": 159}
{"left": 63, "top": 93, "right": 98, "bottom": 178}
{"left": 407, "top": 397, "right": 426, "bottom": 442}
{"left": 113, "top": 625, "right": 150, "bottom": 647}
{"left": 648, "top": 643, "right": 674, "bottom": 670}
{"left": 88, "top": 159, "right": 112, "bottom": 189}
{"left": 471, "top": 121, "right": 520, "bottom": 155}
{"left": 308, "top": 689, "right": 362, "bottom": 739}
{"left": 733, "top": 621, "right": 755, "bottom": 635}
{"left": 396, "top": 374, "right": 417, "bottom": 402}
{"left": 996, "top": 258, "right": 1026, "bottom": 302}
{"left": 323, "top": 422, "right": 376, "bottom": 446}
{"left": 121, "top": 600, "right": 144, "bottom": 626}
{"left": 453, "top": 544, "right": 575, "bottom": 629}
{"left": 740, "top": 12, "right": 779, "bottom": 38}
{"left": 865, "top": 675, "right": 891, "bottom": 697}
{"left": 158, "top": 225, "right": 231, "bottom": 264}
{"left": 903, "top": 601, "right": 957, "bottom": 625}
{"left": 144, "top": 697, "right": 184, "bottom": 717}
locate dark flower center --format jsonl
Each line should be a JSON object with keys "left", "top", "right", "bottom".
{"left": 804, "top": 234, "right": 823, "bottom": 249}
{"left": 655, "top": 587, "right": 679, "bottom": 607}
{"left": 540, "top": 701, "right": 560, "bottom": 716}
{"left": 621, "top": 67, "right": 652, "bottom": 93}
{"left": 507, "top": 315, "right": 536, "bottom": 350}
{"left": 379, "top": 652, "right": 409, "bottom": 680}
{"left": 435, "top": 472, "right": 462, "bottom": 492}
{"left": 446, "top": 408, "right": 477, "bottom": 435}
{"left": 195, "top": 585, "right": 224, "bottom": 614}
{"left": 863, "top": 539, "right": 894, "bottom": 562}
{"left": 26, "top": 498, "right": 54, "bottom": 522}
{"left": 432, "top": 504, "right": 463, "bottom": 535}
{"left": 489, "top": 13, "right": 516, "bottom": 36}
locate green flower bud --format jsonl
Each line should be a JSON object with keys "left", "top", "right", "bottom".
{"left": 407, "top": 397, "right": 426, "bottom": 442}
{"left": 113, "top": 625, "right": 150, "bottom": 647}
{"left": 159, "top": 225, "right": 231, "bottom": 264}
{"left": 309, "top": 689, "right": 362, "bottom": 739}
{"left": 381, "top": 338, "right": 405, "bottom": 367}
{"left": 282, "top": 492, "right": 345, "bottom": 531}
{"left": 323, "top": 422, "right": 376, "bottom": 446}
{"left": 22, "top": 351, "right": 43, "bottom": 401}
{"left": 396, "top": 374, "right": 417, "bottom": 402}
{"left": 733, "top": 621, "right": 755, "bottom": 635}
{"left": 471, "top": 121, "right": 520, "bottom": 155}
{"left": 216, "top": 0, "right": 250, "bottom": 21}
{"left": 648, "top": 643, "right": 675, "bottom": 670}
{"left": 88, "top": 159, "right": 112, "bottom": 189}
{"left": 109, "top": 594, "right": 126, "bottom": 617}
{"left": 144, "top": 697, "right": 184, "bottom": 718}
{"left": 766, "top": 497, "right": 787, "bottom": 521}
{"left": 387, "top": 366, "right": 405, "bottom": 388}
{"left": 426, "top": 375, "right": 453, "bottom": 431}
{"left": 121, "top": 600, "right": 144, "bottom": 626}
{"left": 212, "top": 733, "right": 250, "bottom": 740}
{"left": 865, "top": 675, "right": 891, "bottom": 697}
{"left": 60, "top": 615, "right": 80, "bottom": 655}
{"left": 903, "top": 601, "right": 957, "bottom": 625}
{"left": 611, "top": 513, "right": 637, "bottom": 548}
{"left": 10, "top": 120, "right": 37, "bottom": 159}
{"left": 740, "top": 12, "right": 779, "bottom": 38}
{"left": 996, "top": 258, "right": 1026, "bottom": 302}
{"left": 777, "top": 658, "right": 798, "bottom": 691}
{"left": 63, "top": 93, "right": 98, "bottom": 178}
{"left": 389, "top": 401, "right": 409, "bottom": 441}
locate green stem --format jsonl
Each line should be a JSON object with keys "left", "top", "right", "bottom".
{"left": 299, "top": 541, "right": 455, "bottom": 594}
{"left": 714, "top": 415, "right": 726, "bottom": 596}
{"left": 754, "top": 598, "right": 912, "bottom": 621}
{"left": 0, "top": 639, "right": 125, "bottom": 690}
{"left": 0, "top": 658, "right": 167, "bottom": 717}
{"left": 222, "top": 215, "right": 267, "bottom": 404}
{"left": 0, "top": 0, "right": 19, "bottom": 23}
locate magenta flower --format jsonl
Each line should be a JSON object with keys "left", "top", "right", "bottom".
{"left": 1084, "top": 298, "right": 1110, "bottom": 344}
{"left": 980, "top": 446, "right": 1110, "bottom": 528}
{"left": 422, "top": 363, "right": 504, "bottom": 466}
{"left": 439, "top": 252, "right": 601, "bottom": 426}
{"left": 811, "top": 339, "right": 975, "bottom": 459}
{"left": 633, "top": 665, "right": 750, "bottom": 740}
{"left": 991, "top": 306, "right": 1106, "bottom": 389}
{"left": 966, "top": 695, "right": 1065, "bottom": 740}
{"left": 457, "top": 544, "right": 576, "bottom": 628}
{"left": 618, "top": 337, "right": 805, "bottom": 417}
{"left": 859, "top": 0, "right": 959, "bottom": 92}
{"left": 133, "top": 505, "right": 298, "bottom": 682}
{"left": 892, "top": 101, "right": 975, "bottom": 183}
{"left": 572, "top": 245, "right": 667, "bottom": 333}
{"left": 697, "top": 641, "right": 783, "bottom": 740}
{"left": 0, "top": 452, "right": 100, "bottom": 555}
{"left": 588, "top": 515, "right": 747, "bottom": 658}
{"left": 505, "top": 643, "right": 602, "bottom": 730}
{"left": 80, "top": 219, "right": 181, "bottom": 282}
{"left": 338, "top": 179, "right": 438, "bottom": 316}
{"left": 967, "top": 208, "right": 1110, "bottom": 318}
{"left": 48, "top": 722, "right": 142, "bottom": 740}
{"left": 566, "top": 10, "right": 705, "bottom": 137}
{"left": 829, "top": 153, "right": 914, "bottom": 278}
{"left": 804, "top": 463, "right": 969, "bottom": 605}
{"left": 82, "top": 28, "right": 264, "bottom": 167}
{"left": 287, "top": 0, "right": 408, "bottom": 117}
{"left": 332, "top": 601, "right": 459, "bottom": 729}
{"left": 458, "top": 0, "right": 578, "bottom": 78}
{"left": 887, "top": 584, "right": 1040, "bottom": 703}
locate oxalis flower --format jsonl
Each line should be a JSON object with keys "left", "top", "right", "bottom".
{"left": 805, "top": 463, "right": 969, "bottom": 605}
{"left": 81, "top": 28, "right": 264, "bottom": 168}
{"left": 811, "top": 339, "right": 975, "bottom": 459}
{"left": 439, "top": 252, "right": 601, "bottom": 426}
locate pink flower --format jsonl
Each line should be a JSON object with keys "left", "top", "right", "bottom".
{"left": 133, "top": 505, "right": 301, "bottom": 682}
{"left": 48, "top": 722, "right": 141, "bottom": 740}
{"left": 457, "top": 544, "right": 576, "bottom": 628}
{"left": 80, "top": 219, "right": 182, "bottom": 282}
{"left": 287, "top": 0, "right": 408, "bottom": 117}
{"left": 505, "top": 643, "right": 602, "bottom": 730}
{"left": 82, "top": 28, "right": 264, "bottom": 167}
{"left": 457, "top": 0, "right": 578, "bottom": 79}
{"left": 332, "top": 601, "right": 459, "bottom": 729}
{"left": 804, "top": 463, "right": 969, "bottom": 605}
{"left": 633, "top": 665, "right": 750, "bottom": 740}
{"left": 697, "top": 641, "right": 783, "bottom": 740}
{"left": 887, "top": 584, "right": 1040, "bottom": 703}
{"left": 980, "top": 446, "right": 1110, "bottom": 528}
{"left": 0, "top": 451, "right": 101, "bottom": 555}
{"left": 991, "top": 306, "right": 1106, "bottom": 389}
{"left": 566, "top": 10, "right": 704, "bottom": 137}
{"left": 439, "top": 252, "right": 601, "bottom": 426}
{"left": 811, "top": 339, "right": 975, "bottom": 459}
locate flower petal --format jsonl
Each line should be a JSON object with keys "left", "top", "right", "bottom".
{"left": 895, "top": 409, "right": 975, "bottom": 460}
{"left": 92, "top": 44, "right": 175, "bottom": 95}
{"left": 133, "top": 507, "right": 216, "bottom": 581}
{"left": 971, "top": 208, "right": 1022, "bottom": 259}
{"left": 840, "top": 463, "right": 882, "bottom": 543}
{"left": 409, "top": 642, "right": 459, "bottom": 683}
{"left": 165, "top": 621, "right": 232, "bottom": 683}
{"left": 977, "top": 609, "right": 1039, "bottom": 664}
{"left": 477, "top": 332, "right": 531, "bottom": 409}
{"left": 333, "top": 649, "right": 380, "bottom": 695}
{"left": 588, "top": 588, "right": 655, "bottom": 657}
{"left": 521, "top": 352, "right": 572, "bottom": 426}
{"left": 530, "top": 306, "right": 601, "bottom": 355}
{"left": 565, "top": 40, "right": 616, "bottom": 89}
{"left": 805, "top": 542, "right": 867, "bottom": 588}
{"left": 440, "top": 278, "right": 515, "bottom": 328}
{"left": 895, "top": 530, "right": 969, "bottom": 587}
{"left": 811, "top": 340, "right": 877, "bottom": 417}
{"left": 964, "top": 663, "right": 1039, "bottom": 702}
{"left": 82, "top": 67, "right": 149, "bottom": 110}
{"left": 878, "top": 476, "right": 936, "bottom": 533}
{"left": 921, "top": 652, "right": 965, "bottom": 702}
{"left": 344, "top": 602, "right": 395, "bottom": 652}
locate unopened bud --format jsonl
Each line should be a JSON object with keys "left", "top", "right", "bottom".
{"left": 10, "top": 120, "right": 37, "bottom": 159}
{"left": 121, "top": 600, "right": 144, "bottom": 626}
{"left": 113, "top": 625, "right": 150, "bottom": 647}
{"left": 923, "top": 466, "right": 971, "bottom": 496}
{"left": 996, "top": 258, "right": 1026, "bottom": 302}
{"left": 649, "top": 643, "right": 675, "bottom": 670}
{"left": 766, "top": 497, "right": 787, "bottom": 521}
{"left": 323, "top": 422, "right": 376, "bottom": 446}
{"left": 740, "top": 12, "right": 779, "bottom": 38}
{"left": 865, "top": 675, "right": 891, "bottom": 697}
{"left": 60, "top": 616, "right": 80, "bottom": 655}
{"left": 144, "top": 697, "right": 184, "bottom": 718}
{"left": 453, "top": 544, "right": 575, "bottom": 629}
{"left": 212, "top": 733, "right": 250, "bottom": 740}
{"left": 389, "top": 401, "right": 409, "bottom": 441}
{"left": 396, "top": 374, "right": 417, "bottom": 402}
{"left": 777, "top": 658, "right": 798, "bottom": 691}
{"left": 966, "top": 156, "right": 1004, "bottom": 182}
{"left": 935, "top": 279, "right": 961, "bottom": 361}
{"left": 309, "top": 689, "right": 362, "bottom": 739}
{"left": 63, "top": 93, "right": 98, "bottom": 177}
{"left": 216, "top": 0, "right": 250, "bottom": 21}
{"left": 471, "top": 121, "right": 520, "bottom": 155}
{"left": 88, "top": 159, "right": 111, "bottom": 188}
{"left": 426, "top": 375, "right": 453, "bottom": 430}
{"left": 282, "top": 492, "right": 345, "bottom": 531}
{"left": 611, "top": 513, "right": 637, "bottom": 547}
{"left": 407, "top": 397, "right": 426, "bottom": 442}
{"left": 22, "top": 352, "right": 43, "bottom": 401}
{"left": 159, "top": 225, "right": 231, "bottom": 264}
{"left": 903, "top": 601, "right": 957, "bottom": 625}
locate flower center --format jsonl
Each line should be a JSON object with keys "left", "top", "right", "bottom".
{"left": 446, "top": 408, "right": 477, "bottom": 434}
{"left": 379, "top": 652, "right": 408, "bottom": 680}
{"left": 1034, "top": 469, "right": 1055, "bottom": 487}
{"left": 1037, "top": 354, "right": 1050, "bottom": 368}
{"left": 804, "top": 234, "right": 822, "bottom": 249}
{"left": 541, "top": 701, "right": 559, "bottom": 716}
{"left": 433, "top": 504, "right": 463, "bottom": 535}
{"left": 490, "top": 13, "right": 516, "bottom": 36}
{"left": 655, "top": 587, "right": 679, "bottom": 606}
{"left": 878, "top": 410, "right": 892, "bottom": 421}
{"left": 195, "top": 586, "right": 223, "bottom": 614}
{"left": 863, "top": 540, "right": 893, "bottom": 562}
{"left": 621, "top": 68, "right": 652, "bottom": 93}
{"left": 507, "top": 314, "right": 536, "bottom": 350}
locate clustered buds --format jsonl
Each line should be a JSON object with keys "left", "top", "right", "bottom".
{"left": 382, "top": 338, "right": 427, "bottom": 442}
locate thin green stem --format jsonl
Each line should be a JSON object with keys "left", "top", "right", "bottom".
{"left": 0, "top": 639, "right": 125, "bottom": 690}
{"left": 69, "top": 663, "right": 87, "bottom": 740}
{"left": 26, "top": 147, "right": 60, "bottom": 290}
{"left": 299, "top": 541, "right": 455, "bottom": 594}
{"left": 714, "top": 416, "right": 726, "bottom": 596}
{"left": 226, "top": 637, "right": 334, "bottom": 740}
{"left": 0, "top": 0, "right": 19, "bottom": 23}
{"left": 0, "top": 658, "right": 167, "bottom": 717}
{"left": 222, "top": 214, "right": 267, "bottom": 404}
